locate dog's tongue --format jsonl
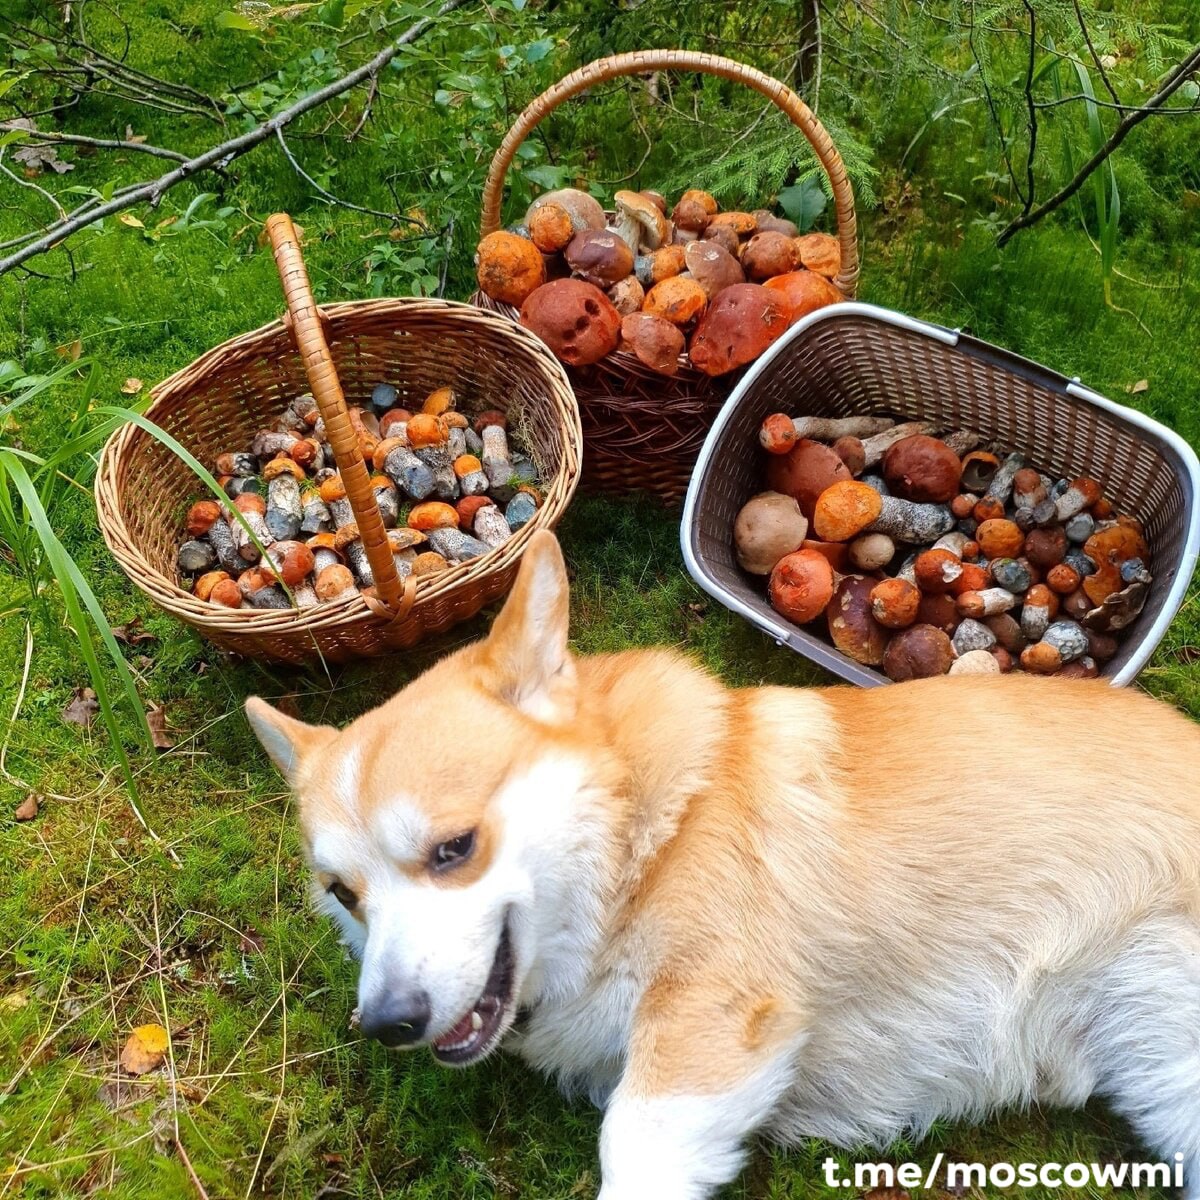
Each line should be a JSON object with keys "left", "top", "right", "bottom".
{"left": 433, "top": 1010, "right": 476, "bottom": 1050}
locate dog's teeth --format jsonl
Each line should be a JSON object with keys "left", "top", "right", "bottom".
{"left": 470, "top": 1011, "right": 483, "bottom": 1032}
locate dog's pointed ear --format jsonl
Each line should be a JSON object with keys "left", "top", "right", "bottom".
{"left": 245, "top": 697, "right": 335, "bottom": 787}
{"left": 484, "top": 530, "right": 575, "bottom": 722}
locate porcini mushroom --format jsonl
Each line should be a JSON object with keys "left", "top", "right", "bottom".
{"left": 882, "top": 624, "right": 954, "bottom": 681}
{"left": 683, "top": 240, "right": 744, "bottom": 298}
{"left": 826, "top": 575, "right": 889, "bottom": 666}
{"left": 733, "top": 491, "right": 809, "bottom": 575}
{"left": 741, "top": 231, "right": 801, "bottom": 280}
{"left": 882, "top": 435, "right": 963, "bottom": 504}
{"left": 611, "top": 189, "right": 670, "bottom": 254}
{"left": 564, "top": 230, "right": 634, "bottom": 287}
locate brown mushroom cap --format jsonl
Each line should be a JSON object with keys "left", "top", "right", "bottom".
{"left": 635, "top": 245, "right": 687, "bottom": 287}
{"left": 882, "top": 623, "right": 955, "bottom": 681}
{"left": 527, "top": 202, "right": 574, "bottom": 253}
{"left": 765, "top": 437, "right": 852, "bottom": 522}
{"left": 751, "top": 210, "right": 799, "bottom": 237}
{"left": 768, "top": 548, "right": 835, "bottom": 625}
{"left": 826, "top": 574, "right": 889, "bottom": 666}
{"left": 670, "top": 198, "right": 711, "bottom": 234}
{"left": 741, "top": 230, "right": 802, "bottom": 280}
{"left": 882, "top": 435, "right": 963, "bottom": 504}
{"left": 733, "top": 491, "right": 809, "bottom": 575}
{"left": 869, "top": 577, "right": 921, "bottom": 629}
{"left": 526, "top": 188, "right": 605, "bottom": 233}
{"left": 683, "top": 239, "right": 745, "bottom": 298}
{"left": 608, "top": 276, "right": 646, "bottom": 316}
{"left": 640, "top": 190, "right": 667, "bottom": 214}
{"left": 643, "top": 276, "right": 708, "bottom": 327}
{"left": 519, "top": 278, "right": 621, "bottom": 367}
{"left": 564, "top": 229, "right": 634, "bottom": 287}
{"left": 476, "top": 230, "right": 546, "bottom": 306}
{"left": 763, "top": 270, "right": 842, "bottom": 323}
{"left": 794, "top": 232, "right": 842, "bottom": 279}
{"left": 700, "top": 223, "right": 741, "bottom": 256}
{"left": 620, "top": 312, "right": 685, "bottom": 376}
{"left": 687, "top": 283, "right": 791, "bottom": 376}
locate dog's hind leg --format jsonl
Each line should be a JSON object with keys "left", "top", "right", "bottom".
{"left": 1082, "top": 914, "right": 1200, "bottom": 1199}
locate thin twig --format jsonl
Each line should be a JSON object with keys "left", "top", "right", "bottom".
{"left": 1073, "top": 0, "right": 1121, "bottom": 105}
{"left": 1019, "top": 0, "right": 1037, "bottom": 219}
{"left": 0, "top": 125, "right": 190, "bottom": 163}
{"left": 968, "top": 0, "right": 1025, "bottom": 206}
{"left": 0, "top": 0, "right": 470, "bottom": 277}
{"left": 346, "top": 71, "right": 379, "bottom": 141}
{"left": 998, "top": 42, "right": 1200, "bottom": 246}
{"left": 275, "top": 127, "right": 419, "bottom": 226}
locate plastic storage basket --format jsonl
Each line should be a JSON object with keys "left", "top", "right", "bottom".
{"left": 682, "top": 302, "right": 1200, "bottom": 687}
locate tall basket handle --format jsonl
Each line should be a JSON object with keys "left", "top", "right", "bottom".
{"left": 480, "top": 49, "right": 859, "bottom": 297}
{"left": 265, "top": 213, "right": 408, "bottom": 613}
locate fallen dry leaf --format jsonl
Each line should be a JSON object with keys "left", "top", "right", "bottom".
{"left": 118, "top": 213, "right": 145, "bottom": 230}
{"left": 121, "top": 377, "right": 144, "bottom": 395}
{"left": 0, "top": 990, "right": 29, "bottom": 1012}
{"left": 1126, "top": 379, "right": 1149, "bottom": 394}
{"left": 112, "top": 619, "right": 156, "bottom": 646}
{"left": 55, "top": 338, "right": 83, "bottom": 362}
{"left": 14, "top": 795, "right": 39, "bottom": 822}
{"left": 120, "top": 1023, "right": 169, "bottom": 1075}
{"left": 124, "top": 124, "right": 148, "bottom": 145}
{"left": 240, "top": 926, "right": 265, "bottom": 955}
{"left": 146, "top": 705, "right": 174, "bottom": 752}
{"left": 62, "top": 687, "right": 99, "bottom": 727}
{"left": 13, "top": 139, "right": 74, "bottom": 174}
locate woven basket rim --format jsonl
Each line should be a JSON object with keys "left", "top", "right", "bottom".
{"left": 95, "top": 297, "right": 582, "bottom": 638}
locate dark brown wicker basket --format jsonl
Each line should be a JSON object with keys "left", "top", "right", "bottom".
{"left": 96, "top": 214, "right": 581, "bottom": 665}
{"left": 683, "top": 303, "right": 1200, "bottom": 687}
{"left": 472, "top": 48, "right": 860, "bottom": 504}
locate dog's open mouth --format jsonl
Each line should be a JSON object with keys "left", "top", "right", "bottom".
{"left": 431, "top": 921, "right": 515, "bottom": 1066}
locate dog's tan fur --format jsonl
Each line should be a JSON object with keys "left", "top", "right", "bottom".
{"left": 248, "top": 532, "right": 1200, "bottom": 1200}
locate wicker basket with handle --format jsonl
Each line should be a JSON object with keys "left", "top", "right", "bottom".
{"left": 472, "top": 48, "right": 860, "bottom": 504}
{"left": 96, "top": 213, "right": 582, "bottom": 665}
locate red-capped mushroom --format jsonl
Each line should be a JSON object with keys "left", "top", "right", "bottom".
{"left": 768, "top": 548, "right": 835, "bottom": 625}
{"left": 741, "top": 230, "right": 801, "bottom": 280}
{"left": 687, "top": 283, "right": 790, "bottom": 376}
{"left": 643, "top": 276, "right": 708, "bottom": 327}
{"left": 765, "top": 437, "right": 852, "bottom": 522}
{"left": 620, "top": 312, "right": 685, "bottom": 376}
{"left": 519, "top": 278, "right": 621, "bottom": 367}
{"left": 476, "top": 230, "right": 545, "bottom": 306}
{"left": 794, "top": 232, "right": 841, "bottom": 278}
{"left": 762, "top": 270, "right": 842, "bottom": 324}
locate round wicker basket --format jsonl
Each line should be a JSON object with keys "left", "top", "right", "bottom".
{"left": 96, "top": 215, "right": 582, "bottom": 665}
{"left": 472, "top": 48, "right": 860, "bottom": 504}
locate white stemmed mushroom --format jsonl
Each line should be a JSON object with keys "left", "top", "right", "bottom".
{"left": 610, "top": 189, "right": 670, "bottom": 255}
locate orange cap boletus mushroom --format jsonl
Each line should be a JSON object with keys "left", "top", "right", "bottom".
{"left": 687, "top": 283, "right": 791, "bottom": 377}
{"left": 763, "top": 270, "right": 842, "bottom": 323}
{"left": 768, "top": 548, "right": 835, "bottom": 625}
{"left": 620, "top": 312, "right": 685, "bottom": 376}
{"left": 475, "top": 230, "right": 546, "bottom": 306}
{"left": 765, "top": 437, "right": 852, "bottom": 522}
{"left": 741, "top": 230, "right": 801, "bottom": 280}
{"left": 520, "top": 279, "right": 621, "bottom": 367}
{"left": 811, "top": 480, "right": 884, "bottom": 542}
{"left": 794, "top": 232, "right": 841, "bottom": 278}
{"left": 643, "top": 276, "right": 707, "bottom": 327}
{"left": 527, "top": 202, "right": 574, "bottom": 253}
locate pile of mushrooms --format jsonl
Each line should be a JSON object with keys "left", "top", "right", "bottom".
{"left": 734, "top": 413, "right": 1153, "bottom": 680}
{"left": 174, "top": 387, "right": 544, "bottom": 610}
{"left": 475, "top": 187, "right": 845, "bottom": 376}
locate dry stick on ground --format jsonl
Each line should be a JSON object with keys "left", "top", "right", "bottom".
{"left": 0, "top": 0, "right": 470, "bottom": 279}
{"left": 997, "top": 42, "right": 1200, "bottom": 246}
{"left": 0, "top": 125, "right": 191, "bottom": 164}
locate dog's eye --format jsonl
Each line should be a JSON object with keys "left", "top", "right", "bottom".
{"left": 327, "top": 881, "right": 357, "bottom": 909}
{"left": 433, "top": 831, "right": 475, "bottom": 871}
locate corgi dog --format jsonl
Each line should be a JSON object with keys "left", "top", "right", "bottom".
{"left": 247, "top": 531, "right": 1200, "bottom": 1200}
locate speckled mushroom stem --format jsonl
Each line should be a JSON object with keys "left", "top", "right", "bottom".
{"left": 791, "top": 415, "right": 894, "bottom": 442}
{"left": 866, "top": 495, "right": 955, "bottom": 543}
{"left": 984, "top": 453, "right": 1025, "bottom": 504}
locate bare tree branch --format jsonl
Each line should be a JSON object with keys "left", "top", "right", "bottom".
{"left": 0, "top": 0, "right": 471, "bottom": 279}
{"left": 1019, "top": 0, "right": 1037, "bottom": 218}
{"left": 1072, "top": 0, "right": 1121, "bottom": 105}
{"left": 0, "top": 124, "right": 191, "bottom": 164}
{"left": 998, "top": 42, "right": 1200, "bottom": 247}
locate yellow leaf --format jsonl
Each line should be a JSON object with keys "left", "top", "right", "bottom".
{"left": 1127, "top": 379, "right": 1149, "bottom": 394}
{"left": 55, "top": 339, "right": 83, "bottom": 361}
{"left": 118, "top": 213, "right": 145, "bottom": 229}
{"left": 156, "top": 216, "right": 177, "bottom": 230}
{"left": 121, "top": 377, "right": 144, "bottom": 395}
{"left": 0, "top": 991, "right": 28, "bottom": 1012}
{"left": 120, "top": 1023, "right": 169, "bottom": 1075}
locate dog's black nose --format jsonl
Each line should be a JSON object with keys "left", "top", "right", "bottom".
{"left": 360, "top": 991, "right": 432, "bottom": 1047}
